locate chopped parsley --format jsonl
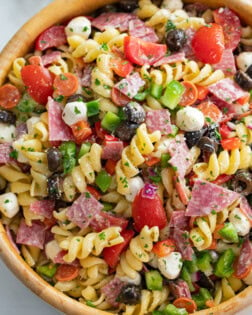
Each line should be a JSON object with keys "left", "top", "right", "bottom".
{"left": 74, "top": 106, "right": 81, "bottom": 114}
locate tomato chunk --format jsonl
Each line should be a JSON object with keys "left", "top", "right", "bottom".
{"left": 86, "top": 186, "right": 101, "bottom": 200}
{"left": 35, "top": 25, "right": 67, "bottom": 51}
{"left": 124, "top": 36, "right": 167, "bottom": 66}
{"left": 221, "top": 137, "right": 241, "bottom": 150}
{"left": 219, "top": 123, "right": 232, "bottom": 139}
{"left": 173, "top": 297, "right": 197, "bottom": 313}
{"left": 192, "top": 23, "right": 225, "bottom": 64}
{"left": 132, "top": 184, "right": 167, "bottom": 232}
{"left": 110, "top": 58, "right": 133, "bottom": 77}
{"left": 0, "top": 84, "right": 20, "bottom": 109}
{"left": 105, "top": 159, "right": 117, "bottom": 175}
{"left": 95, "top": 121, "right": 109, "bottom": 139}
{"left": 54, "top": 73, "right": 79, "bottom": 97}
{"left": 71, "top": 120, "right": 92, "bottom": 144}
{"left": 211, "top": 174, "right": 233, "bottom": 185}
{"left": 152, "top": 239, "right": 176, "bottom": 257}
{"left": 55, "top": 264, "right": 79, "bottom": 282}
{"left": 21, "top": 65, "right": 54, "bottom": 105}
{"left": 103, "top": 230, "right": 134, "bottom": 268}
{"left": 179, "top": 81, "right": 198, "bottom": 106}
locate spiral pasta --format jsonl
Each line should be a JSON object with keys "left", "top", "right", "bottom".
{"left": 101, "top": 191, "right": 132, "bottom": 218}
{"left": 81, "top": 285, "right": 112, "bottom": 310}
{"left": 116, "top": 226, "right": 159, "bottom": 280}
{"left": 137, "top": 0, "right": 159, "bottom": 19}
{"left": 241, "top": 25, "right": 252, "bottom": 46}
{"left": 235, "top": 116, "right": 252, "bottom": 145}
{"left": 8, "top": 57, "right": 26, "bottom": 89}
{"left": 116, "top": 124, "right": 161, "bottom": 195}
{"left": 193, "top": 146, "right": 252, "bottom": 181}
{"left": 214, "top": 277, "right": 243, "bottom": 305}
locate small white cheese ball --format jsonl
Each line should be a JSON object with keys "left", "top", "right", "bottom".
{"left": 162, "top": 0, "right": 183, "bottom": 11}
{"left": 236, "top": 52, "right": 252, "bottom": 72}
{"left": 158, "top": 252, "right": 182, "bottom": 280}
{"left": 65, "top": 17, "right": 91, "bottom": 40}
{"left": 26, "top": 116, "right": 40, "bottom": 135}
{"left": 62, "top": 101, "right": 87, "bottom": 126}
{"left": 117, "top": 273, "right": 141, "bottom": 285}
{"left": 125, "top": 176, "right": 145, "bottom": 202}
{"left": 148, "top": 252, "right": 159, "bottom": 269}
{"left": 45, "top": 240, "right": 62, "bottom": 261}
{"left": 229, "top": 208, "right": 250, "bottom": 236}
{"left": 176, "top": 106, "right": 204, "bottom": 132}
{"left": 0, "top": 123, "right": 16, "bottom": 143}
{"left": 244, "top": 269, "right": 252, "bottom": 285}
{"left": 0, "top": 193, "right": 19, "bottom": 218}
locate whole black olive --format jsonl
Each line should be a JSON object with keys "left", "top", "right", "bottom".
{"left": 196, "top": 271, "right": 214, "bottom": 291}
{"left": 233, "top": 44, "right": 243, "bottom": 56}
{"left": 204, "top": 124, "right": 220, "bottom": 142}
{"left": 115, "top": 121, "right": 139, "bottom": 141}
{"left": 55, "top": 200, "right": 69, "bottom": 210}
{"left": 231, "top": 170, "right": 252, "bottom": 195}
{"left": 117, "top": 285, "right": 141, "bottom": 305}
{"left": 166, "top": 29, "right": 187, "bottom": 52}
{"left": 234, "top": 70, "right": 252, "bottom": 91}
{"left": 185, "top": 130, "right": 204, "bottom": 148}
{"left": 246, "top": 64, "right": 252, "bottom": 78}
{"left": 0, "top": 110, "right": 16, "bottom": 124}
{"left": 123, "top": 102, "right": 146, "bottom": 124}
{"left": 47, "top": 174, "right": 62, "bottom": 200}
{"left": 67, "top": 94, "right": 87, "bottom": 103}
{"left": 119, "top": 0, "right": 138, "bottom": 12}
{"left": 47, "top": 148, "right": 62, "bottom": 172}
{"left": 197, "top": 136, "right": 216, "bottom": 153}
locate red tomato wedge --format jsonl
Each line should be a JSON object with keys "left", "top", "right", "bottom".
{"left": 55, "top": 264, "right": 79, "bottom": 282}
{"left": 54, "top": 73, "right": 79, "bottom": 97}
{"left": 197, "top": 101, "right": 222, "bottom": 123}
{"left": 196, "top": 85, "right": 209, "bottom": 100}
{"left": 192, "top": 23, "right": 225, "bottom": 64}
{"left": 86, "top": 185, "right": 101, "bottom": 200}
{"left": 124, "top": 36, "right": 167, "bottom": 66}
{"left": 35, "top": 25, "right": 67, "bottom": 51}
{"left": 213, "top": 8, "right": 241, "bottom": 50}
{"left": 236, "top": 94, "right": 250, "bottom": 106}
{"left": 105, "top": 159, "right": 117, "bottom": 175}
{"left": 219, "top": 123, "right": 232, "bottom": 139}
{"left": 103, "top": 230, "right": 134, "bottom": 268}
{"left": 132, "top": 185, "right": 167, "bottom": 232}
{"left": 221, "top": 137, "right": 241, "bottom": 150}
{"left": 71, "top": 120, "right": 92, "bottom": 144}
{"left": 152, "top": 239, "right": 176, "bottom": 257}
{"left": 233, "top": 259, "right": 252, "bottom": 279}
{"left": 0, "top": 84, "right": 21, "bottom": 109}
{"left": 21, "top": 65, "right": 54, "bottom": 105}
{"left": 145, "top": 156, "right": 160, "bottom": 167}
{"left": 110, "top": 58, "right": 133, "bottom": 77}
{"left": 173, "top": 297, "right": 197, "bottom": 313}
{"left": 180, "top": 81, "right": 198, "bottom": 106}
{"left": 95, "top": 121, "right": 109, "bottom": 139}
{"left": 211, "top": 174, "right": 233, "bottom": 185}
{"left": 111, "top": 86, "right": 131, "bottom": 106}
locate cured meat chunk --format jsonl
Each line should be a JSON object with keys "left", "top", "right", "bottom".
{"left": 101, "top": 278, "right": 125, "bottom": 307}
{"left": 169, "top": 211, "right": 189, "bottom": 230}
{"left": 80, "top": 64, "right": 93, "bottom": 87}
{"left": 213, "top": 49, "right": 236, "bottom": 75}
{"left": 146, "top": 110, "right": 172, "bottom": 135}
{"left": 66, "top": 192, "right": 103, "bottom": 229}
{"left": 129, "top": 18, "right": 158, "bottom": 43}
{"left": 41, "top": 51, "right": 61, "bottom": 66}
{"left": 90, "top": 212, "right": 128, "bottom": 232}
{"left": 169, "top": 279, "right": 192, "bottom": 299}
{"left": 240, "top": 197, "right": 252, "bottom": 222}
{"left": 54, "top": 250, "right": 80, "bottom": 267}
{"left": 35, "top": 26, "right": 67, "bottom": 51}
{"left": 0, "top": 143, "right": 12, "bottom": 164}
{"left": 186, "top": 179, "right": 240, "bottom": 217}
{"left": 171, "top": 228, "right": 194, "bottom": 260}
{"left": 16, "top": 220, "right": 46, "bottom": 249}
{"left": 153, "top": 52, "right": 186, "bottom": 67}
{"left": 102, "top": 140, "right": 124, "bottom": 161}
{"left": 92, "top": 13, "right": 135, "bottom": 32}
{"left": 235, "top": 239, "right": 252, "bottom": 278}
{"left": 114, "top": 72, "right": 145, "bottom": 99}
{"left": 30, "top": 200, "right": 55, "bottom": 219}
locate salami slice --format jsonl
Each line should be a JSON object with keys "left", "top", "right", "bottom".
{"left": 41, "top": 51, "right": 61, "bottom": 66}
{"left": 235, "top": 239, "right": 252, "bottom": 278}
{"left": 129, "top": 18, "right": 159, "bottom": 43}
{"left": 16, "top": 220, "right": 46, "bottom": 249}
{"left": 0, "top": 143, "right": 12, "bottom": 164}
{"left": 66, "top": 192, "right": 103, "bottom": 229}
{"left": 114, "top": 72, "right": 145, "bottom": 99}
{"left": 146, "top": 109, "right": 172, "bottom": 135}
{"left": 35, "top": 26, "right": 67, "bottom": 51}
{"left": 54, "top": 250, "right": 80, "bottom": 267}
{"left": 47, "top": 97, "right": 74, "bottom": 142}
{"left": 213, "top": 49, "right": 236, "bottom": 75}
{"left": 169, "top": 211, "right": 189, "bottom": 230}
{"left": 90, "top": 212, "right": 128, "bottom": 232}
{"left": 111, "top": 87, "right": 131, "bottom": 106}
{"left": 101, "top": 141, "right": 124, "bottom": 161}
{"left": 169, "top": 279, "right": 192, "bottom": 299}
{"left": 240, "top": 197, "right": 252, "bottom": 222}
{"left": 80, "top": 64, "right": 93, "bottom": 87}
{"left": 171, "top": 228, "right": 194, "bottom": 260}
{"left": 213, "top": 8, "right": 241, "bottom": 50}
{"left": 186, "top": 179, "right": 240, "bottom": 217}
{"left": 92, "top": 13, "right": 135, "bottom": 32}
{"left": 101, "top": 278, "right": 125, "bottom": 307}
{"left": 16, "top": 123, "right": 28, "bottom": 139}
{"left": 153, "top": 52, "right": 186, "bottom": 67}
{"left": 30, "top": 200, "right": 55, "bottom": 219}
{"left": 182, "top": 29, "right": 196, "bottom": 60}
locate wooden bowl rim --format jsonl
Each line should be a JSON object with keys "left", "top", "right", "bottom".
{"left": 0, "top": 0, "right": 252, "bottom": 314}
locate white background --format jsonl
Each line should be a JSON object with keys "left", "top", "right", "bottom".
{"left": 0, "top": 1, "right": 251, "bottom": 314}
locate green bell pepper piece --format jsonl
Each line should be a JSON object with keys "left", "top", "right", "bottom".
{"left": 219, "top": 223, "right": 239, "bottom": 243}
{"left": 78, "top": 142, "right": 91, "bottom": 159}
{"left": 184, "top": 254, "right": 198, "bottom": 274}
{"left": 134, "top": 90, "right": 149, "bottom": 101}
{"left": 150, "top": 82, "right": 163, "bottom": 99}
{"left": 145, "top": 270, "right": 163, "bottom": 291}
{"left": 37, "top": 264, "right": 57, "bottom": 278}
{"left": 197, "top": 251, "right": 212, "bottom": 274}
{"left": 160, "top": 80, "right": 185, "bottom": 109}
{"left": 152, "top": 311, "right": 163, "bottom": 315}
{"left": 181, "top": 266, "right": 195, "bottom": 292}
{"left": 163, "top": 304, "right": 188, "bottom": 315}
{"left": 102, "top": 202, "right": 114, "bottom": 212}
{"left": 101, "top": 111, "right": 121, "bottom": 132}
{"left": 161, "top": 153, "right": 170, "bottom": 168}
{"left": 214, "top": 248, "right": 235, "bottom": 278}
{"left": 86, "top": 100, "right": 100, "bottom": 117}
{"left": 118, "top": 107, "right": 126, "bottom": 121}
{"left": 17, "top": 92, "right": 37, "bottom": 112}
{"left": 95, "top": 170, "right": 112, "bottom": 192}
{"left": 60, "top": 141, "right": 76, "bottom": 174}
{"left": 169, "top": 125, "right": 179, "bottom": 137}
{"left": 192, "top": 288, "right": 212, "bottom": 310}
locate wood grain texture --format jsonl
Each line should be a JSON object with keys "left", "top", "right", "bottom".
{"left": 0, "top": 0, "right": 252, "bottom": 314}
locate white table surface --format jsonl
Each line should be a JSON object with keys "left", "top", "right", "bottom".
{"left": 0, "top": 1, "right": 252, "bottom": 314}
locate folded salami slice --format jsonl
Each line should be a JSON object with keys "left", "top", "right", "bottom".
{"left": 146, "top": 109, "right": 172, "bottom": 135}
{"left": 186, "top": 179, "right": 240, "bottom": 217}
{"left": 213, "top": 49, "right": 236, "bottom": 75}
{"left": 16, "top": 220, "right": 46, "bottom": 249}
{"left": 0, "top": 143, "right": 12, "bottom": 164}
{"left": 169, "top": 211, "right": 189, "bottom": 230}
{"left": 30, "top": 200, "right": 55, "bottom": 219}
{"left": 171, "top": 228, "right": 194, "bottom": 260}
{"left": 169, "top": 279, "right": 192, "bottom": 299}
{"left": 54, "top": 250, "right": 80, "bottom": 267}
{"left": 114, "top": 72, "right": 145, "bottom": 99}
{"left": 41, "top": 51, "right": 61, "bottom": 66}
{"left": 66, "top": 192, "right": 103, "bottom": 229}
{"left": 90, "top": 212, "right": 128, "bottom": 232}
{"left": 102, "top": 140, "right": 124, "bottom": 161}
{"left": 92, "top": 12, "right": 135, "bottom": 32}
{"left": 101, "top": 278, "right": 125, "bottom": 307}
{"left": 235, "top": 239, "right": 252, "bottom": 278}
{"left": 129, "top": 18, "right": 158, "bottom": 43}
{"left": 153, "top": 52, "right": 186, "bottom": 67}
{"left": 240, "top": 197, "right": 252, "bottom": 222}
{"left": 47, "top": 97, "right": 74, "bottom": 142}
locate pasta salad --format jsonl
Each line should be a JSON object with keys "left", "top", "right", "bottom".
{"left": 0, "top": 0, "right": 252, "bottom": 314}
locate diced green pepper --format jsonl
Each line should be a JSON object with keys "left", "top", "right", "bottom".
{"left": 95, "top": 170, "right": 112, "bottom": 192}
{"left": 78, "top": 142, "right": 91, "bottom": 159}
{"left": 219, "top": 223, "right": 239, "bottom": 243}
{"left": 152, "top": 311, "right": 163, "bottom": 315}
{"left": 37, "top": 264, "right": 57, "bottom": 278}
{"left": 102, "top": 202, "right": 114, "bottom": 212}
{"left": 197, "top": 251, "right": 212, "bottom": 274}
{"left": 161, "top": 153, "right": 170, "bottom": 168}
{"left": 184, "top": 254, "right": 198, "bottom": 274}
{"left": 145, "top": 270, "right": 163, "bottom": 291}
{"left": 60, "top": 141, "right": 77, "bottom": 174}
{"left": 134, "top": 89, "right": 149, "bottom": 101}
{"left": 163, "top": 304, "right": 188, "bottom": 315}
{"left": 160, "top": 80, "right": 185, "bottom": 109}
{"left": 101, "top": 111, "right": 121, "bottom": 132}
{"left": 181, "top": 266, "right": 195, "bottom": 292}
{"left": 86, "top": 100, "right": 100, "bottom": 117}
{"left": 118, "top": 107, "right": 127, "bottom": 121}
{"left": 150, "top": 82, "right": 163, "bottom": 99}
{"left": 192, "top": 288, "right": 212, "bottom": 310}
{"left": 17, "top": 92, "right": 37, "bottom": 113}
{"left": 86, "top": 300, "right": 96, "bottom": 308}
{"left": 169, "top": 125, "right": 179, "bottom": 137}
{"left": 214, "top": 248, "right": 235, "bottom": 278}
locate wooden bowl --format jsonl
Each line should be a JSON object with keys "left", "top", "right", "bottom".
{"left": 0, "top": 0, "right": 252, "bottom": 314}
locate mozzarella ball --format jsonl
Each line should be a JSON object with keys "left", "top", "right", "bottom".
{"left": 125, "top": 176, "right": 145, "bottom": 202}
{"left": 0, "top": 193, "right": 19, "bottom": 218}
{"left": 0, "top": 123, "right": 16, "bottom": 143}
{"left": 62, "top": 101, "right": 87, "bottom": 126}
{"left": 26, "top": 116, "right": 40, "bottom": 135}
{"left": 229, "top": 208, "right": 250, "bottom": 236}
{"left": 176, "top": 106, "right": 204, "bottom": 132}
{"left": 162, "top": 0, "right": 183, "bottom": 11}
{"left": 236, "top": 52, "right": 252, "bottom": 72}
{"left": 65, "top": 17, "right": 91, "bottom": 40}
{"left": 158, "top": 252, "right": 182, "bottom": 280}
{"left": 117, "top": 273, "right": 141, "bottom": 285}
{"left": 45, "top": 240, "right": 62, "bottom": 261}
